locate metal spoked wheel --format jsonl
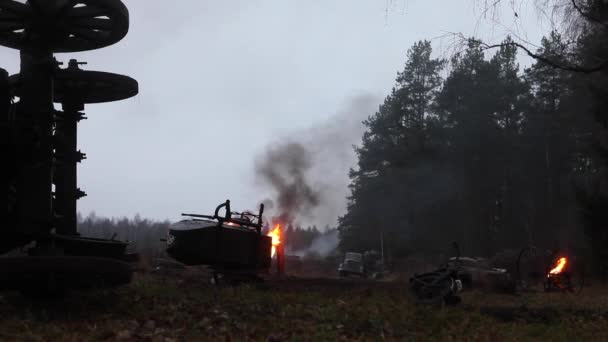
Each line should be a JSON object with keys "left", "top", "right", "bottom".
{"left": 10, "top": 68, "right": 139, "bottom": 104}
{"left": 0, "top": 0, "right": 129, "bottom": 52}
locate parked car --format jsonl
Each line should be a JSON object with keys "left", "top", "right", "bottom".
{"left": 338, "top": 252, "right": 365, "bottom": 278}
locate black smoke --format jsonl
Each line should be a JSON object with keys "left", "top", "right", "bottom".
{"left": 255, "top": 142, "right": 320, "bottom": 225}
{"left": 253, "top": 94, "right": 381, "bottom": 228}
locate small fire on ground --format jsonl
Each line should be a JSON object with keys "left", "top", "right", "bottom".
{"left": 267, "top": 224, "right": 281, "bottom": 257}
{"left": 547, "top": 257, "right": 567, "bottom": 278}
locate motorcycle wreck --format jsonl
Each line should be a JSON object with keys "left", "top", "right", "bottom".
{"left": 409, "top": 242, "right": 464, "bottom": 306}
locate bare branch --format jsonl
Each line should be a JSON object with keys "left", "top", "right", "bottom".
{"left": 570, "top": 0, "right": 608, "bottom": 29}
{"left": 438, "top": 2, "right": 608, "bottom": 73}
{"left": 471, "top": 37, "right": 608, "bottom": 72}
{"left": 475, "top": 0, "right": 587, "bottom": 42}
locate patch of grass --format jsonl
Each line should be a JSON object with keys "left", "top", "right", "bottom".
{"left": 0, "top": 274, "right": 606, "bottom": 341}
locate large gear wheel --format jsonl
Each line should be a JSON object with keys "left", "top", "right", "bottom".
{"left": 9, "top": 65, "right": 139, "bottom": 104}
{"left": 0, "top": 0, "right": 129, "bottom": 53}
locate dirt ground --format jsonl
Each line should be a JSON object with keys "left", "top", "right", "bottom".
{"left": 0, "top": 269, "right": 607, "bottom": 341}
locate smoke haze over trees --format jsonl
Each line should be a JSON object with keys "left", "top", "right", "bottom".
{"left": 338, "top": 25, "right": 607, "bottom": 277}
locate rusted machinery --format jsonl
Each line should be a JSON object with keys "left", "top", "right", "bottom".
{"left": 1, "top": 0, "right": 138, "bottom": 295}
{"left": 165, "top": 200, "right": 273, "bottom": 283}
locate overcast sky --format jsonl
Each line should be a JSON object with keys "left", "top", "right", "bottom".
{"left": 2, "top": 1, "right": 549, "bottom": 227}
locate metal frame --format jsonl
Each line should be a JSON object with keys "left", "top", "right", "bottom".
{"left": 1, "top": 0, "right": 138, "bottom": 295}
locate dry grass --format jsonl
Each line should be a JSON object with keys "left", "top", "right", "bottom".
{"left": 0, "top": 272, "right": 606, "bottom": 341}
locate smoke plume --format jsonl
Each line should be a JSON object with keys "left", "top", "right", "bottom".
{"left": 255, "top": 142, "right": 320, "bottom": 224}
{"left": 254, "top": 93, "right": 381, "bottom": 228}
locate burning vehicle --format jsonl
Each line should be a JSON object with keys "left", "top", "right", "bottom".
{"left": 542, "top": 254, "right": 584, "bottom": 293}
{"left": 516, "top": 247, "right": 585, "bottom": 294}
{"left": 164, "top": 200, "right": 281, "bottom": 283}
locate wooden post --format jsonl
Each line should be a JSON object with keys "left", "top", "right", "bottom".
{"left": 277, "top": 243, "right": 285, "bottom": 276}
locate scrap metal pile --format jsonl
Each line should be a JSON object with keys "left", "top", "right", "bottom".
{"left": 409, "top": 243, "right": 586, "bottom": 305}
{"left": 1, "top": 0, "right": 138, "bottom": 295}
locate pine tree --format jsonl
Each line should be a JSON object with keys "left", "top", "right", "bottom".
{"left": 436, "top": 40, "right": 503, "bottom": 254}
{"left": 488, "top": 37, "right": 531, "bottom": 249}
{"left": 339, "top": 41, "right": 445, "bottom": 254}
{"left": 572, "top": 2, "right": 608, "bottom": 277}
{"left": 522, "top": 31, "right": 587, "bottom": 247}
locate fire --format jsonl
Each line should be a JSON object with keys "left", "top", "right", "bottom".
{"left": 267, "top": 224, "right": 281, "bottom": 257}
{"left": 548, "top": 257, "right": 567, "bottom": 277}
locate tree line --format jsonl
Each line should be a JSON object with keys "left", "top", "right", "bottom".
{"left": 78, "top": 212, "right": 170, "bottom": 259}
{"left": 338, "top": 30, "right": 606, "bottom": 277}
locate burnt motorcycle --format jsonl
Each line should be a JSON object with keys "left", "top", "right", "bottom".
{"left": 409, "top": 243, "right": 464, "bottom": 305}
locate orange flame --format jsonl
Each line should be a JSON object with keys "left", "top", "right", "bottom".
{"left": 267, "top": 224, "right": 281, "bottom": 257}
{"left": 548, "top": 257, "right": 567, "bottom": 277}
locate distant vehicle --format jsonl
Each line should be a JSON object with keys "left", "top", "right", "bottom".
{"left": 338, "top": 252, "right": 365, "bottom": 278}
{"left": 447, "top": 256, "right": 514, "bottom": 291}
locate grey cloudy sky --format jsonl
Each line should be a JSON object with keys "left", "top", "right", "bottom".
{"left": 2, "top": 1, "right": 550, "bottom": 227}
